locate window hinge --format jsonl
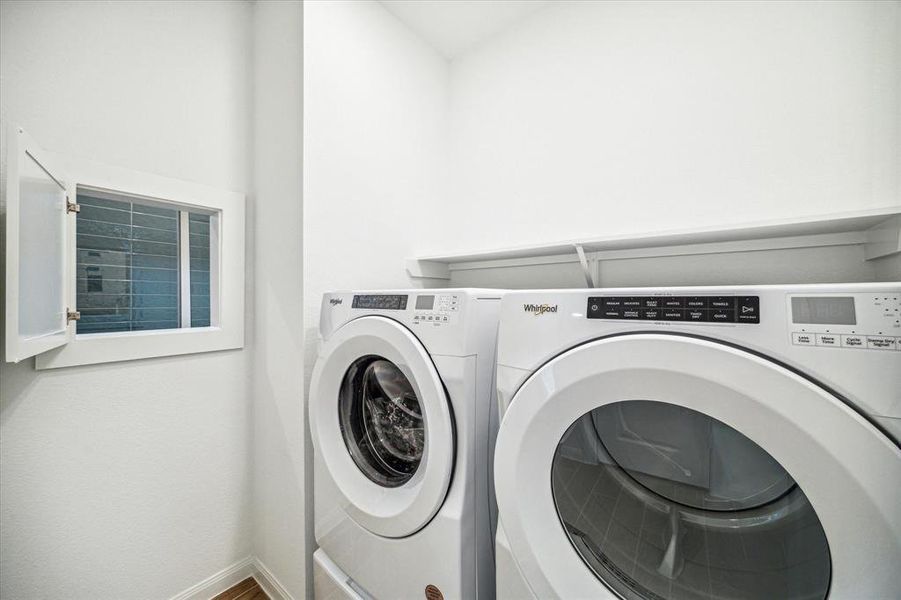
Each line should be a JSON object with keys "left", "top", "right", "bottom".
{"left": 66, "top": 308, "right": 81, "bottom": 324}
{"left": 66, "top": 197, "right": 80, "bottom": 214}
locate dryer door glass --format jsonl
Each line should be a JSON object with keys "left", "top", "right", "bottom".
{"left": 551, "top": 400, "right": 830, "bottom": 600}
{"left": 339, "top": 356, "right": 425, "bottom": 488}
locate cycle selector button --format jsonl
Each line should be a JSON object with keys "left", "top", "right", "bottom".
{"left": 709, "top": 297, "right": 735, "bottom": 310}
{"left": 602, "top": 297, "right": 624, "bottom": 308}
{"left": 685, "top": 297, "right": 708, "bottom": 309}
{"left": 710, "top": 309, "right": 733, "bottom": 322}
{"left": 685, "top": 309, "right": 708, "bottom": 322}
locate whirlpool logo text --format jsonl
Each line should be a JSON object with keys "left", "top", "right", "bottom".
{"left": 523, "top": 303, "right": 558, "bottom": 316}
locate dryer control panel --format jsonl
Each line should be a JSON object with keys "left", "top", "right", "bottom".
{"left": 788, "top": 292, "right": 900, "bottom": 351}
{"left": 587, "top": 295, "right": 760, "bottom": 324}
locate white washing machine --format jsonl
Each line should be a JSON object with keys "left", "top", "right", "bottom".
{"left": 493, "top": 284, "right": 901, "bottom": 600}
{"left": 310, "top": 289, "right": 503, "bottom": 600}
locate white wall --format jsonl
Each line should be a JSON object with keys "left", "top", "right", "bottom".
{"left": 303, "top": 0, "right": 448, "bottom": 365}
{"left": 438, "top": 0, "right": 901, "bottom": 256}
{"left": 251, "top": 2, "right": 307, "bottom": 599}
{"left": 0, "top": 2, "right": 254, "bottom": 598}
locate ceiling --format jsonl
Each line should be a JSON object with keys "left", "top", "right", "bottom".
{"left": 379, "top": 0, "right": 550, "bottom": 59}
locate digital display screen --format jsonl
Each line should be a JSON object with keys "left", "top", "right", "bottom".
{"left": 415, "top": 295, "right": 435, "bottom": 310}
{"left": 791, "top": 297, "right": 856, "bottom": 325}
{"left": 352, "top": 294, "right": 408, "bottom": 310}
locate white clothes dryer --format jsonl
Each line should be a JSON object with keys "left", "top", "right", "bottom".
{"left": 311, "top": 289, "right": 503, "bottom": 600}
{"left": 494, "top": 284, "right": 901, "bottom": 600}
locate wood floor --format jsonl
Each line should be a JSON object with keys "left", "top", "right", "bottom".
{"left": 212, "top": 577, "right": 269, "bottom": 600}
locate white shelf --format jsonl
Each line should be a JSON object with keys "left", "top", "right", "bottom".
{"left": 407, "top": 207, "right": 901, "bottom": 283}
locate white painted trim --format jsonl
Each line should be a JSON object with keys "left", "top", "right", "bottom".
{"left": 584, "top": 231, "right": 868, "bottom": 261}
{"left": 449, "top": 252, "right": 576, "bottom": 272}
{"left": 253, "top": 557, "right": 297, "bottom": 600}
{"left": 209, "top": 211, "right": 222, "bottom": 326}
{"left": 35, "top": 152, "right": 245, "bottom": 369}
{"left": 165, "top": 556, "right": 297, "bottom": 600}
{"left": 179, "top": 210, "right": 192, "bottom": 327}
{"left": 167, "top": 556, "right": 254, "bottom": 600}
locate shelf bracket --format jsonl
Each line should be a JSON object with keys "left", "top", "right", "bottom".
{"left": 864, "top": 215, "right": 901, "bottom": 260}
{"left": 574, "top": 244, "right": 596, "bottom": 288}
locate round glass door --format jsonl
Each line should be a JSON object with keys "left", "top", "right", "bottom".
{"left": 339, "top": 355, "right": 425, "bottom": 487}
{"left": 552, "top": 400, "right": 831, "bottom": 600}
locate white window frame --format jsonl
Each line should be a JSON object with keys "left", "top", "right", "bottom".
{"left": 5, "top": 127, "right": 245, "bottom": 369}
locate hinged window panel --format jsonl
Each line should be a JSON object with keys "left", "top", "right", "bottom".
{"left": 4, "top": 126, "right": 72, "bottom": 362}
{"left": 4, "top": 127, "right": 244, "bottom": 369}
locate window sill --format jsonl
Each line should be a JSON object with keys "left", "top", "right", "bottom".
{"left": 35, "top": 325, "right": 243, "bottom": 369}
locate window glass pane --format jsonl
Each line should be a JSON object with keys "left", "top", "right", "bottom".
{"left": 189, "top": 213, "right": 211, "bottom": 327}
{"left": 18, "top": 152, "right": 67, "bottom": 339}
{"left": 76, "top": 191, "right": 211, "bottom": 334}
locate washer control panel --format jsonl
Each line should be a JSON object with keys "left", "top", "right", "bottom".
{"left": 412, "top": 293, "right": 459, "bottom": 327}
{"left": 789, "top": 292, "right": 900, "bottom": 351}
{"left": 587, "top": 295, "right": 760, "bottom": 323}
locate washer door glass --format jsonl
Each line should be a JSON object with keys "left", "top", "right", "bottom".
{"left": 339, "top": 355, "right": 425, "bottom": 488}
{"left": 552, "top": 400, "right": 831, "bottom": 600}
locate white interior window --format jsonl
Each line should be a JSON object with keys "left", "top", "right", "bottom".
{"left": 4, "top": 126, "right": 245, "bottom": 369}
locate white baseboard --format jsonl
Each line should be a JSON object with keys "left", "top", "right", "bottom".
{"left": 168, "top": 556, "right": 255, "bottom": 600}
{"left": 252, "top": 557, "right": 297, "bottom": 600}
{"left": 167, "top": 555, "right": 296, "bottom": 600}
